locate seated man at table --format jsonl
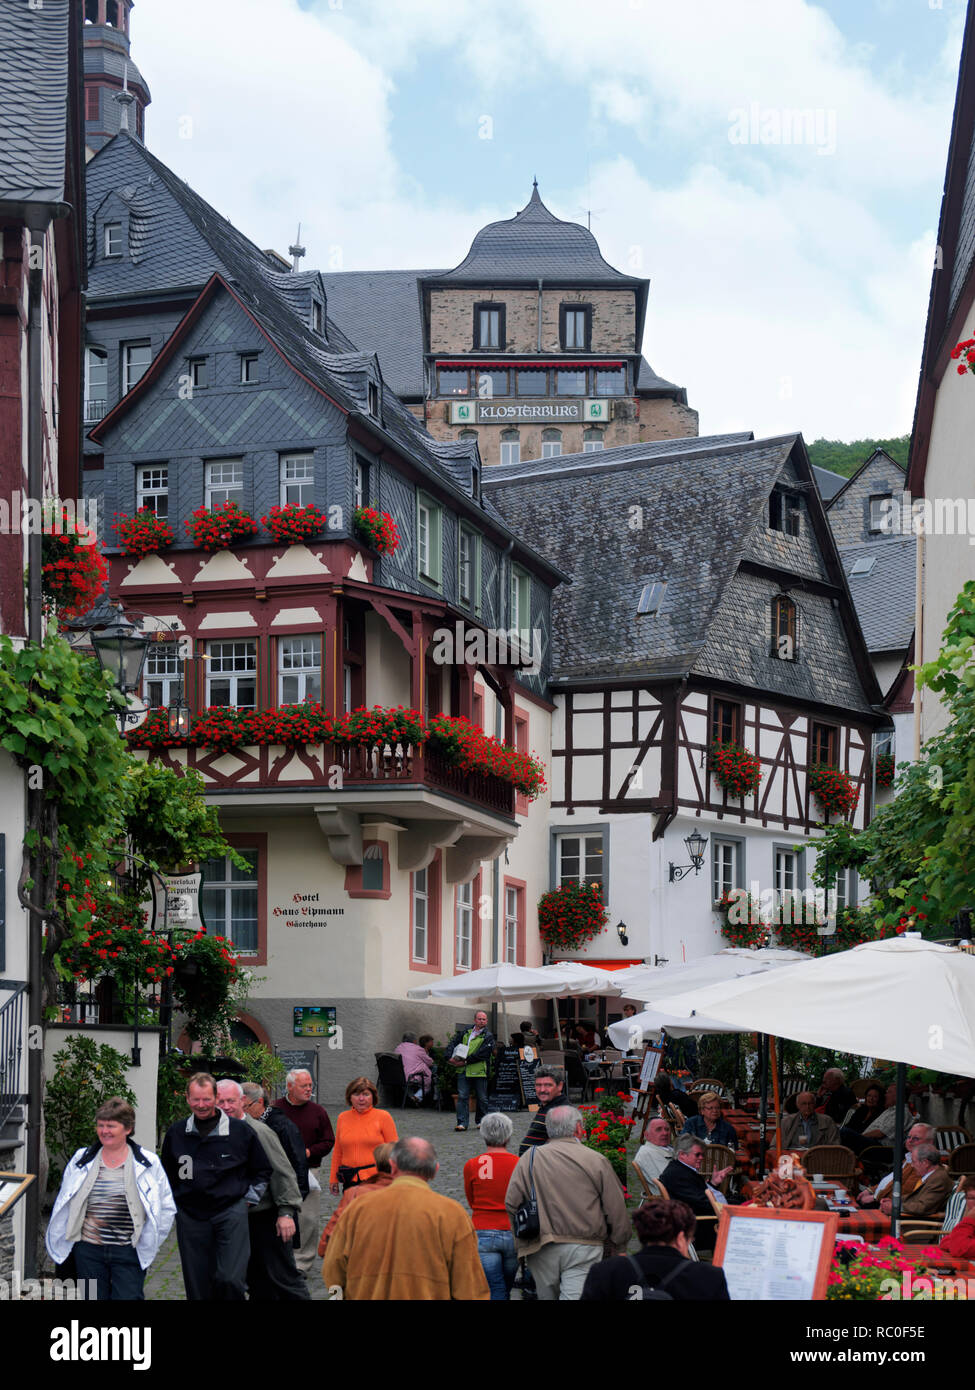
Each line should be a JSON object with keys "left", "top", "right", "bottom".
{"left": 634, "top": 1117, "right": 676, "bottom": 1185}
{"left": 681, "top": 1092, "right": 738, "bottom": 1148}
{"left": 857, "top": 1122, "right": 935, "bottom": 1207}
{"left": 815, "top": 1068, "right": 857, "bottom": 1125}
{"left": 659, "top": 1134, "right": 734, "bottom": 1251}
{"left": 839, "top": 1082, "right": 909, "bottom": 1157}
{"left": 779, "top": 1092, "right": 841, "bottom": 1150}
{"left": 876, "top": 1143, "right": 951, "bottom": 1220}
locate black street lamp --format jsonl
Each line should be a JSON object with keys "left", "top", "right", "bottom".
{"left": 91, "top": 611, "right": 150, "bottom": 727}
{"left": 669, "top": 829, "right": 709, "bottom": 883}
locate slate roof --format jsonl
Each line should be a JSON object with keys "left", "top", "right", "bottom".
{"left": 433, "top": 185, "right": 643, "bottom": 286}
{"left": 812, "top": 465, "right": 846, "bottom": 501}
{"left": 0, "top": 0, "right": 71, "bottom": 205}
{"left": 319, "top": 269, "right": 438, "bottom": 399}
{"left": 823, "top": 448, "right": 905, "bottom": 509}
{"left": 85, "top": 137, "right": 565, "bottom": 579}
{"left": 840, "top": 536, "right": 916, "bottom": 653}
{"left": 484, "top": 432, "right": 878, "bottom": 715}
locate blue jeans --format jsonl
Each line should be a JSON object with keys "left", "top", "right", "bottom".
{"left": 73, "top": 1241, "right": 145, "bottom": 1300}
{"left": 456, "top": 1073, "right": 489, "bottom": 1126}
{"left": 477, "top": 1229, "right": 517, "bottom": 1300}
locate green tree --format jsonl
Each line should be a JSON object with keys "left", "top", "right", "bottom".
{"left": 44, "top": 1035, "right": 137, "bottom": 1185}
{"left": 806, "top": 435, "right": 909, "bottom": 478}
{"left": 809, "top": 581, "right": 975, "bottom": 935}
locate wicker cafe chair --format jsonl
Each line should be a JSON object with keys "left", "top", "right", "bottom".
{"left": 900, "top": 1177, "right": 969, "bottom": 1245}
{"left": 948, "top": 1143, "right": 975, "bottom": 1180}
{"left": 698, "top": 1142, "right": 737, "bottom": 1194}
{"left": 634, "top": 1168, "right": 669, "bottom": 1205}
{"left": 801, "top": 1144, "right": 858, "bottom": 1185}
{"left": 688, "top": 1077, "right": 725, "bottom": 1093}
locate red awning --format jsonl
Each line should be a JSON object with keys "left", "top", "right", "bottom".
{"left": 436, "top": 360, "right": 624, "bottom": 370}
{"left": 552, "top": 958, "right": 642, "bottom": 971}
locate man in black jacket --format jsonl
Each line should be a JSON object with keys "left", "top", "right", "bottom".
{"left": 518, "top": 1068, "right": 566, "bottom": 1155}
{"left": 161, "top": 1072, "right": 271, "bottom": 1300}
{"left": 242, "top": 1082, "right": 309, "bottom": 1199}
{"left": 658, "top": 1134, "right": 732, "bottom": 1251}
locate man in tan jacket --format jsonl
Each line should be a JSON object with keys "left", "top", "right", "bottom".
{"left": 877, "top": 1143, "right": 952, "bottom": 1220}
{"left": 322, "top": 1137, "right": 489, "bottom": 1300}
{"left": 505, "top": 1105, "right": 631, "bottom": 1300}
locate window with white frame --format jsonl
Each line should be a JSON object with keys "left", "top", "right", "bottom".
{"left": 104, "top": 222, "right": 123, "bottom": 257}
{"left": 499, "top": 431, "right": 520, "bottom": 466}
{"left": 188, "top": 357, "right": 207, "bottom": 389}
{"left": 455, "top": 882, "right": 473, "bottom": 971}
{"left": 84, "top": 347, "right": 108, "bottom": 422}
{"left": 712, "top": 838, "right": 742, "bottom": 904}
{"left": 144, "top": 645, "right": 180, "bottom": 709}
{"left": 354, "top": 457, "right": 368, "bottom": 509}
{"left": 205, "top": 459, "right": 243, "bottom": 508}
{"left": 201, "top": 849, "right": 259, "bottom": 955}
{"left": 123, "top": 341, "right": 151, "bottom": 394}
{"left": 416, "top": 494, "right": 442, "bottom": 584}
{"left": 458, "top": 526, "right": 480, "bottom": 610}
{"left": 240, "top": 354, "right": 258, "bottom": 384}
{"left": 280, "top": 453, "right": 314, "bottom": 506}
{"left": 541, "top": 430, "right": 562, "bottom": 459}
{"left": 774, "top": 848, "right": 801, "bottom": 897}
{"left": 311, "top": 299, "right": 324, "bottom": 335}
{"left": 510, "top": 564, "right": 530, "bottom": 630}
{"left": 206, "top": 640, "right": 257, "bottom": 708}
{"left": 869, "top": 494, "right": 893, "bottom": 534}
{"left": 504, "top": 884, "right": 520, "bottom": 964}
{"left": 136, "top": 466, "right": 168, "bottom": 518}
{"left": 557, "top": 833, "right": 604, "bottom": 889}
{"left": 412, "top": 866, "right": 429, "bottom": 962}
{"left": 278, "top": 636, "right": 321, "bottom": 704}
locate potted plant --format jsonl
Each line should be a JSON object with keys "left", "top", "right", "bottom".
{"left": 710, "top": 741, "right": 763, "bottom": 798}
{"left": 170, "top": 928, "right": 245, "bottom": 1056}
{"left": 352, "top": 506, "right": 400, "bottom": 555}
{"left": 427, "top": 713, "right": 547, "bottom": 799}
{"left": 876, "top": 752, "right": 896, "bottom": 788}
{"left": 185, "top": 500, "right": 259, "bottom": 551}
{"left": 111, "top": 509, "right": 176, "bottom": 557}
{"left": 261, "top": 502, "right": 327, "bottom": 545}
{"left": 808, "top": 765, "right": 860, "bottom": 821}
{"left": 537, "top": 882, "right": 609, "bottom": 952}
{"left": 40, "top": 510, "right": 108, "bottom": 618}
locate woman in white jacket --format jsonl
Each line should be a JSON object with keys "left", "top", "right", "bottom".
{"left": 46, "top": 1096, "right": 175, "bottom": 1300}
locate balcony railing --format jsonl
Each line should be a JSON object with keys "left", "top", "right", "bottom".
{"left": 84, "top": 398, "right": 108, "bottom": 423}
{"left": 0, "top": 980, "right": 27, "bottom": 1136}
{"left": 140, "top": 739, "right": 516, "bottom": 817}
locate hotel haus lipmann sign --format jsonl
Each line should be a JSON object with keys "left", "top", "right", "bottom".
{"left": 450, "top": 400, "right": 610, "bottom": 424}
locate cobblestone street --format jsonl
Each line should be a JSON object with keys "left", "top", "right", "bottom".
{"left": 144, "top": 1105, "right": 544, "bottom": 1301}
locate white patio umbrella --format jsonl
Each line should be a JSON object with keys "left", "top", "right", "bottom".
{"left": 606, "top": 1007, "right": 752, "bottom": 1050}
{"left": 615, "top": 948, "right": 809, "bottom": 1003}
{"left": 653, "top": 936, "right": 975, "bottom": 1231}
{"left": 406, "top": 960, "right": 620, "bottom": 1004}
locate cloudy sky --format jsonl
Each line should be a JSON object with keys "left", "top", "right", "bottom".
{"left": 131, "top": 0, "right": 968, "bottom": 441}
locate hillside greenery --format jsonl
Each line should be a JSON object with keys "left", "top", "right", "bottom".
{"left": 806, "top": 435, "right": 909, "bottom": 479}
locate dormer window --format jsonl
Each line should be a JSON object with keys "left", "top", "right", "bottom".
{"left": 869, "top": 494, "right": 893, "bottom": 533}
{"left": 368, "top": 381, "right": 379, "bottom": 417}
{"left": 311, "top": 299, "right": 324, "bottom": 336}
{"left": 769, "top": 489, "right": 801, "bottom": 537}
{"left": 104, "top": 222, "right": 123, "bottom": 258}
{"left": 637, "top": 581, "right": 666, "bottom": 616}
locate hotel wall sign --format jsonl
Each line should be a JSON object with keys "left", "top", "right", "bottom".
{"left": 450, "top": 399, "right": 610, "bottom": 424}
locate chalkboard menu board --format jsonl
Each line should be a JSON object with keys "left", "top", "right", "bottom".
{"left": 518, "top": 1050, "right": 539, "bottom": 1107}
{"left": 275, "top": 1047, "right": 319, "bottom": 1095}
{"left": 487, "top": 1047, "right": 522, "bottom": 1112}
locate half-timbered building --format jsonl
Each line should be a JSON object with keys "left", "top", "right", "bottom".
{"left": 485, "top": 432, "right": 891, "bottom": 973}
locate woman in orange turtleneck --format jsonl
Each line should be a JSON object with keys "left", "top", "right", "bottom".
{"left": 329, "top": 1078, "right": 398, "bottom": 1193}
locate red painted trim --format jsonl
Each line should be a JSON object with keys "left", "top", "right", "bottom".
{"left": 344, "top": 839, "right": 391, "bottom": 900}
{"left": 235, "top": 1011, "right": 273, "bottom": 1049}
{"left": 452, "top": 869, "right": 481, "bottom": 975}
{"left": 409, "top": 851, "right": 442, "bottom": 974}
{"left": 502, "top": 875, "right": 527, "bottom": 967}
{"left": 514, "top": 704, "right": 530, "bottom": 816}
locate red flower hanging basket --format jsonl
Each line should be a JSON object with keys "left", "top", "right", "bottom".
{"left": 111, "top": 509, "right": 176, "bottom": 557}
{"left": 537, "top": 882, "right": 609, "bottom": 952}
{"left": 710, "top": 741, "right": 763, "bottom": 798}
{"left": 41, "top": 510, "right": 108, "bottom": 618}
{"left": 353, "top": 506, "right": 399, "bottom": 555}
{"left": 808, "top": 764, "right": 860, "bottom": 821}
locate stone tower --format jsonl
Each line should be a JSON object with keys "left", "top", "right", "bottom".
{"left": 82, "top": 0, "right": 151, "bottom": 157}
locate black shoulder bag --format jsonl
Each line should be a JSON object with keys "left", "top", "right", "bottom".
{"left": 512, "top": 1144, "right": 540, "bottom": 1240}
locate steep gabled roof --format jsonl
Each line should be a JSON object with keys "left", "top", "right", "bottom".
{"left": 319, "top": 268, "right": 439, "bottom": 399}
{"left": 824, "top": 448, "right": 906, "bottom": 510}
{"left": 0, "top": 0, "right": 72, "bottom": 205}
{"left": 484, "top": 433, "right": 882, "bottom": 715}
{"left": 812, "top": 464, "right": 846, "bottom": 502}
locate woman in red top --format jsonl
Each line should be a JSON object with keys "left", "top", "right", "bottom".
{"left": 463, "top": 1112, "right": 520, "bottom": 1300}
{"left": 939, "top": 1181, "right": 975, "bottom": 1260}
{"left": 329, "top": 1078, "right": 398, "bottom": 1193}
